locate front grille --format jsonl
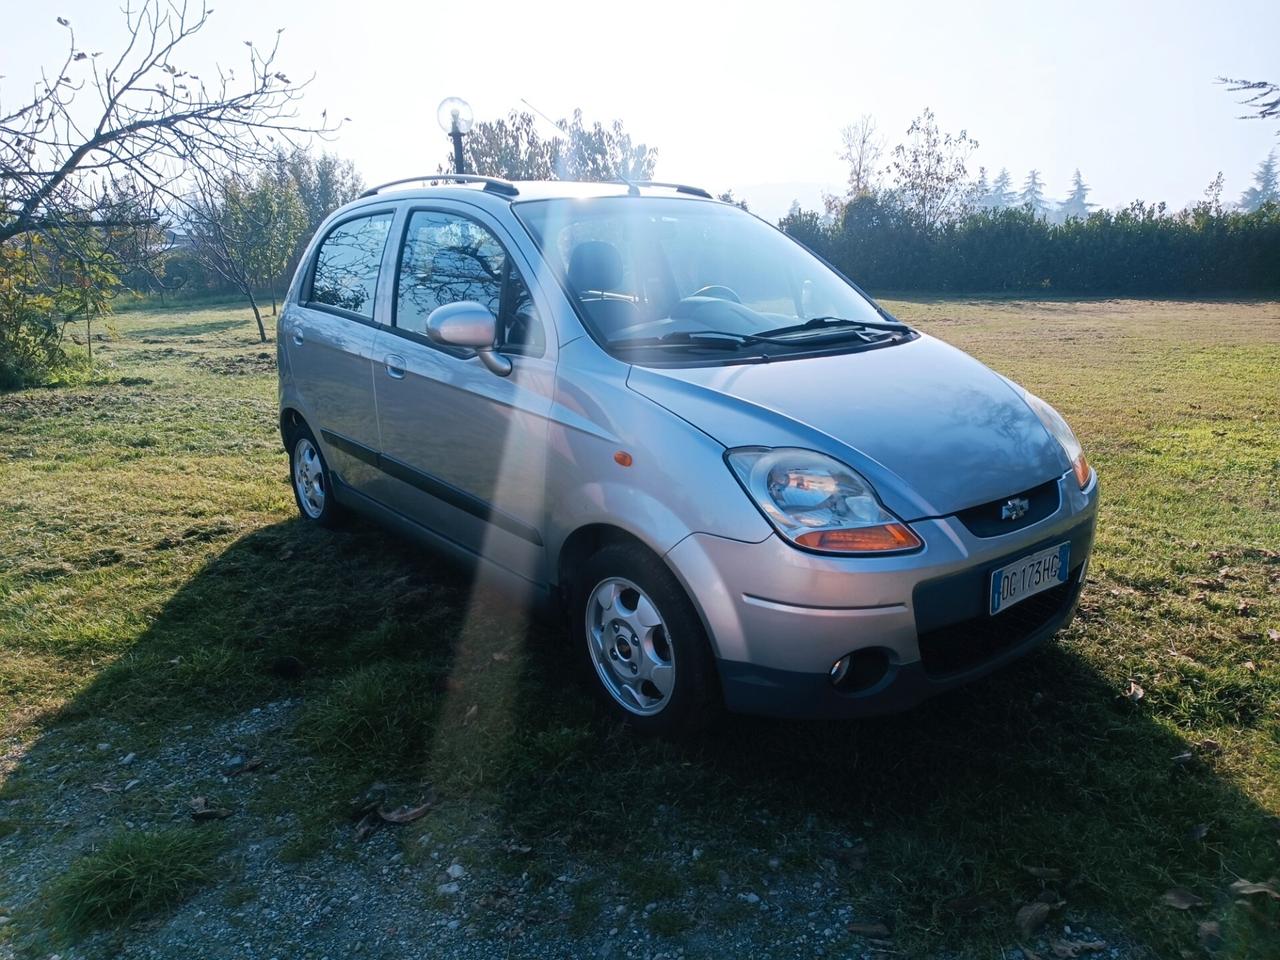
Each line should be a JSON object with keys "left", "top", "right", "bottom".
{"left": 955, "top": 478, "right": 1061, "bottom": 537}
{"left": 917, "top": 572, "right": 1079, "bottom": 678}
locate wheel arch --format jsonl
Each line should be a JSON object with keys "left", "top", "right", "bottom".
{"left": 556, "top": 522, "right": 724, "bottom": 663}
{"left": 279, "top": 407, "right": 307, "bottom": 448}
{"left": 557, "top": 523, "right": 655, "bottom": 594}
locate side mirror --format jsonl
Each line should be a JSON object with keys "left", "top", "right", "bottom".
{"left": 425, "top": 301, "right": 512, "bottom": 376}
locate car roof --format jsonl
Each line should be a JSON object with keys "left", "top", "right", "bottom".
{"left": 348, "top": 178, "right": 717, "bottom": 208}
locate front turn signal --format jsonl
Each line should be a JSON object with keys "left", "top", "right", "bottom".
{"left": 795, "top": 522, "right": 922, "bottom": 553}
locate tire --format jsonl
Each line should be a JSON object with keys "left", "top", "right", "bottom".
{"left": 287, "top": 422, "right": 344, "bottom": 528}
{"left": 573, "top": 542, "right": 720, "bottom": 736}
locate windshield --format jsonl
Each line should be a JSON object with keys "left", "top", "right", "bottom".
{"left": 513, "top": 197, "right": 909, "bottom": 363}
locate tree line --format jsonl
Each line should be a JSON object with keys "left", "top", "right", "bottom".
{"left": 3, "top": 2, "right": 1277, "bottom": 389}
{"left": 778, "top": 109, "right": 1280, "bottom": 296}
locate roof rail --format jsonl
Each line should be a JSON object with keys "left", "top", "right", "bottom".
{"left": 629, "top": 179, "right": 713, "bottom": 199}
{"left": 358, "top": 173, "right": 520, "bottom": 199}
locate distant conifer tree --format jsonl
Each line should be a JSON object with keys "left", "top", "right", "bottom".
{"left": 1239, "top": 151, "right": 1278, "bottom": 211}
{"left": 1058, "top": 169, "right": 1094, "bottom": 220}
{"left": 1020, "top": 169, "right": 1049, "bottom": 218}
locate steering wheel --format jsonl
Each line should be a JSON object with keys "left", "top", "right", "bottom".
{"left": 689, "top": 284, "right": 742, "bottom": 303}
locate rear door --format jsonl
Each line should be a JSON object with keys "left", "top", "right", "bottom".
{"left": 282, "top": 209, "right": 396, "bottom": 493}
{"left": 370, "top": 204, "right": 556, "bottom": 583}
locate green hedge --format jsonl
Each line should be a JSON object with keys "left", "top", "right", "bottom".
{"left": 781, "top": 197, "right": 1280, "bottom": 296}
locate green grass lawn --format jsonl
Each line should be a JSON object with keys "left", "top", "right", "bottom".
{"left": 1, "top": 297, "right": 1277, "bottom": 957}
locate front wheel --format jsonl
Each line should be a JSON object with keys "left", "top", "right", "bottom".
{"left": 575, "top": 543, "right": 720, "bottom": 735}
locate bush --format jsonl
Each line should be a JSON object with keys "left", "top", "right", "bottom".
{"left": 0, "top": 232, "right": 117, "bottom": 389}
{"left": 783, "top": 196, "right": 1280, "bottom": 296}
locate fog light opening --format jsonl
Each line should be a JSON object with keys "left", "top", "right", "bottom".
{"left": 829, "top": 648, "right": 891, "bottom": 694}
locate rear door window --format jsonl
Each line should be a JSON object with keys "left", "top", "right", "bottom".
{"left": 308, "top": 212, "right": 394, "bottom": 320}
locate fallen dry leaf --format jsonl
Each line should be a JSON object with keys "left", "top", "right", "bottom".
{"left": 1051, "top": 938, "right": 1107, "bottom": 958}
{"left": 377, "top": 801, "right": 432, "bottom": 825}
{"left": 1267, "top": 628, "right": 1279, "bottom": 642}
{"left": 1228, "top": 879, "right": 1280, "bottom": 900}
{"left": 1172, "top": 751, "right": 1195, "bottom": 765}
{"left": 1124, "top": 680, "right": 1145, "bottom": 702}
{"left": 354, "top": 811, "right": 378, "bottom": 842}
{"left": 463, "top": 704, "right": 478, "bottom": 723}
{"left": 1187, "top": 823, "right": 1210, "bottom": 842}
{"left": 189, "top": 796, "right": 231, "bottom": 821}
{"left": 1197, "top": 738, "right": 1222, "bottom": 755}
{"left": 1242, "top": 660, "right": 1256, "bottom": 672}
{"left": 1162, "top": 887, "right": 1206, "bottom": 910}
{"left": 847, "top": 921, "right": 890, "bottom": 937}
{"left": 349, "top": 782, "right": 390, "bottom": 817}
{"left": 1015, "top": 901, "right": 1053, "bottom": 939}
{"left": 227, "top": 757, "right": 263, "bottom": 777}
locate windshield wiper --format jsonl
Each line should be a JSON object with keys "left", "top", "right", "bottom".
{"left": 758, "top": 316, "right": 911, "bottom": 338}
{"left": 611, "top": 329, "right": 792, "bottom": 350}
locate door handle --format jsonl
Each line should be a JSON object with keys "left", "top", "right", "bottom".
{"left": 384, "top": 354, "right": 406, "bottom": 379}
{"left": 291, "top": 328, "right": 304, "bottom": 346}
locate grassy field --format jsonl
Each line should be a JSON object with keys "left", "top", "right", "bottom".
{"left": 1, "top": 297, "right": 1278, "bottom": 958}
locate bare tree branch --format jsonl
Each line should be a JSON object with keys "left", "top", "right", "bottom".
{"left": 0, "top": 2, "right": 339, "bottom": 246}
{"left": 1218, "top": 76, "right": 1280, "bottom": 131}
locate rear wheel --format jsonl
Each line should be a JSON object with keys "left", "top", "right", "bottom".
{"left": 288, "top": 423, "right": 344, "bottom": 528}
{"left": 575, "top": 543, "right": 719, "bottom": 735}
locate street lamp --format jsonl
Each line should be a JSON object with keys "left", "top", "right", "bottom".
{"left": 436, "top": 97, "right": 474, "bottom": 175}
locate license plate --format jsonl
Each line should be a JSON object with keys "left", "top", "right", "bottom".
{"left": 989, "top": 542, "right": 1070, "bottom": 615}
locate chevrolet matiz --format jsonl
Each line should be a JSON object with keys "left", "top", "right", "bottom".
{"left": 277, "top": 176, "right": 1098, "bottom": 734}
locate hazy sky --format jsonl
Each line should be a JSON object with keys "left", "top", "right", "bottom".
{"left": 6, "top": 0, "right": 1278, "bottom": 221}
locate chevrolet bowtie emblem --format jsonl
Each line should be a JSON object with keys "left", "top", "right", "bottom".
{"left": 1001, "top": 496, "right": 1030, "bottom": 521}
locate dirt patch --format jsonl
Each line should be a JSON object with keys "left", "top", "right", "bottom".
{"left": 191, "top": 352, "right": 276, "bottom": 376}
{"left": 152, "top": 520, "right": 239, "bottom": 550}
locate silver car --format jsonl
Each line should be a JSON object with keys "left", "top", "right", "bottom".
{"left": 278, "top": 176, "right": 1098, "bottom": 734}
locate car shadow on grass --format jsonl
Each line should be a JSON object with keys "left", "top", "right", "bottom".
{"left": 1, "top": 520, "right": 1276, "bottom": 957}
{"left": 125, "top": 315, "right": 261, "bottom": 340}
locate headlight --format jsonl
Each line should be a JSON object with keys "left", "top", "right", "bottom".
{"left": 1023, "top": 392, "right": 1091, "bottom": 489}
{"left": 726, "top": 448, "right": 922, "bottom": 554}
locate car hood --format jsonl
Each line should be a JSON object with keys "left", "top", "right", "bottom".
{"left": 626, "top": 333, "right": 1069, "bottom": 521}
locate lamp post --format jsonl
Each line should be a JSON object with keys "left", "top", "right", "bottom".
{"left": 436, "top": 97, "right": 474, "bottom": 175}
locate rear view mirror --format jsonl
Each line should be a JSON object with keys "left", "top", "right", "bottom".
{"left": 425, "top": 301, "right": 511, "bottom": 376}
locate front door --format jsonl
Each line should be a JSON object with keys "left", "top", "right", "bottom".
{"left": 371, "top": 205, "right": 556, "bottom": 583}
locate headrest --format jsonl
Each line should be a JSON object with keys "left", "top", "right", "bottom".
{"left": 567, "top": 241, "right": 624, "bottom": 292}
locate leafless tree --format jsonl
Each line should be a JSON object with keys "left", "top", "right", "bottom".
{"left": 888, "top": 108, "right": 979, "bottom": 229}
{"left": 0, "top": 2, "right": 338, "bottom": 248}
{"left": 838, "top": 115, "right": 883, "bottom": 199}
{"left": 183, "top": 174, "right": 268, "bottom": 340}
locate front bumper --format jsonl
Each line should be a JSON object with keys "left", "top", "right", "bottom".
{"left": 664, "top": 472, "right": 1098, "bottom": 718}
